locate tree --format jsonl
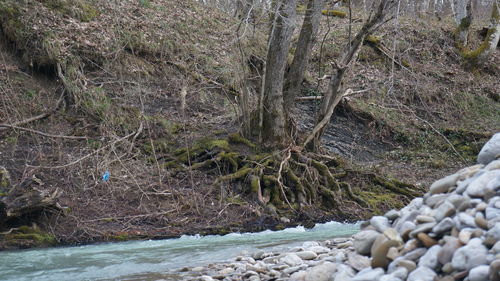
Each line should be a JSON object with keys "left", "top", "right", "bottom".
{"left": 454, "top": 0, "right": 500, "bottom": 65}
{"left": 304, "top": 0, "right": 397, "bottom": 150}
{"left": 260, "top": 0, "right": 298, "bottom": 148}
{"left": 284, "top": 0, "right": 326, "bottom": 108}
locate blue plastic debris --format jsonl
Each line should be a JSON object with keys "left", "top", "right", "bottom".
{"left": 102, "top": 171, "right": 110, "bottom": 182}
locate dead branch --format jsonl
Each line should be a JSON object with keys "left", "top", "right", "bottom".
{"left": 0, "top": 124, "right": 88, "bottom": 140}
{"left": 27, "top": 130, "right": 138, "bottom": 169}
{"left": 302, "top": 89, "right": 353, "bottom": 148}
{"left": 0, "top": 89, "right": 65, "bottom": 132}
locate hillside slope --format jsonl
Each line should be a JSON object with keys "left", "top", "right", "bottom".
{"left": 0, "top": 0, "right": 498, "bottom": 249}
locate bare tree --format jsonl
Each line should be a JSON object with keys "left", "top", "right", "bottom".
{"left": 260, "top": 0, "right": 298, "bottom": 148}
{"left": 284, "top": 0, "right": 326, "bottom": 108}
{"left": 303, "top": 0, "right": 397, "bottom": 150}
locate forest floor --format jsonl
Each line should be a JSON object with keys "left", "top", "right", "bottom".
{"left": 0, "top": 0, "right": 498, "bottom": 249}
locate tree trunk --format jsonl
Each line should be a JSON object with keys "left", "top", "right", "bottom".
{"left": 284, "top": 0, "right": 326, "bottom": 108}
{"left": 453, "top": 0, "right": 473, "bottom": 47}
{"left": 304, "top": 0, "right": 396, "bottom": 150}
{"left": 463, "top": 1, "right": 500, "bottom": 65}
{"left": 261, "top": 0, "right": 298, "bottom": 148}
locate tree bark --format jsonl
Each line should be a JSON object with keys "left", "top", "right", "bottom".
{"left": 463, "top": 1, "right": 500, "bottom": 65}
{"left": 284, "top": 0, "right": 326, "bottom": 108}
{"left": 453, "top": 0, "right": 473, "bottom": 47}
{"left": 304, "top": 0, "right": 396, "bottom": 150}
{"left": 261, "top": 0, "right": 298, "bottom": 148}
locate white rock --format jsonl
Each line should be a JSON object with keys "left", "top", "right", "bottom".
{"left": 302, "top": 241, "right": 320, "bottom": 248}
{"left": 332, "top": 264, "right": 356, "bottom": 281}
{"left": 485, "top": 223, "right": 500, "bottom": 244}
{"left": 385, "top": 209, "right": 400, "bottom": 221}
{"left": 371, "top": 216, "right": 391, "bottom": 232}
{"left": 431, "top": 217, "right": 455, "bottom": 235}
{"left": 281, "top": 253, "right": 303, "bottom": 266}
{"left": 491, "top": 241, "right": 500, "bottom": 254}
{"left": 451, "top": 238, "right": 488, "bottom": 271}
{"left": 347, "top": 251, "right": 371, "bottom": 272}
{"left": 486, "top": 207, "right": 500, "bottom": 220}
{"left": 466, "top": 170, "right": 500, "bottom": 198}
{"left": 200, "top": 276, "right": 215, "bottom": 281}
{"left": 353, "top": 230, "right": 380, "bottom": 255}
{"left": 379, "top": 275, "right": 402, "bottom": 281}
{"left": 352, "top": 267, "right": 384, "bottom": 281}
{"left": 458, "top": 213, "right": 476, "bottom": 228}
{"left": 391, "top": 267, "right": 408, "bottom": 280}
{"left": 425, "top": 194, "right": 449, "bottom": 208}
{"left": 407, "top": 266, "right": 436, "bottom": 281}
{"left": 429, "top": 174, "right": 459, "bottom": 194}
{"left": 485, "top": 159, "right": 500, "bottom": 170}
{"left": 307, "top": 246, "right": 330, "bottom": 254}
{"left": 418, "top": 245, "right": 441, "bottom": 270}
{"left": 295, "top": 251, "right": 318, "bottom": 260}
{"left": 468, "top": 265, "right": 490, "bottom": 281}
{"left": 433, "top": 201, "right": 456, "bottom": 222}
{"left": 334, "top": 251, "right": 347, "bottom": 263}
{"left": 478, "top": 133, "right": 500, "bottom": 165}
{"left": 290, "top": 270, "right": 307, "bottom": 281}
{"left": 305, "top": 262, "right": 337, "bottom": 281}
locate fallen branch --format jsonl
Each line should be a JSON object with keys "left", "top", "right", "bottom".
{"left": 295, "top": 88, "right": 369, "bottom": 101}
{"left": 0, "top": 90, "right": 65, "bottom": 132}
{"left": 301, "top": 89, "right": 353, "bottom": 148}
{"left": 83, "top": 210, "right": 176, "bottom": 222}
{"left": 0, "top": 124, "right": 88, "bottom": 140}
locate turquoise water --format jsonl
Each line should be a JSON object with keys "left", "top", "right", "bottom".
{"left": 0, "top": 221, "right": 359, "bottom": 281}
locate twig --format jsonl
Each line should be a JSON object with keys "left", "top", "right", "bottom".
{"left": 0, "top": 90, "right": 65, "bottom": 131}
{"left": 27, "top": 131, "right": 137, "bottom": 169}
{"left": 0, "top": 124, "right": 88, "bottom": 140}
{"left": 83, "top": 211, "right": 174, "bottom": 222}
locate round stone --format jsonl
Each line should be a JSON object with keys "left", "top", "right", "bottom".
{"left": 451, "top": 238, "right": 488, "bottom": 271}
{"left": 353, "top": 230, "right": 380, "bottom": 255}
{"left": 478, "top": 133, "right": 500, "bottom": 165}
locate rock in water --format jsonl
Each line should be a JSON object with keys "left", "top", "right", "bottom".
{"left": 478, "top": 133, "right": 500, "bottom": 164}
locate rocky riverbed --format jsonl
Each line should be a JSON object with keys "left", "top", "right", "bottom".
{"left": 173, "top": 133, "right": 500, "bottom": 281}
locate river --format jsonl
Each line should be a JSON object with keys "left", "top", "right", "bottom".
{"left": 0, "top": 221, "right": 359, "bottom": 281}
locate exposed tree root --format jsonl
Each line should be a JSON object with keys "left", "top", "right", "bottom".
{"left": 167, "top": 134, "right": 419, "bottom": 216}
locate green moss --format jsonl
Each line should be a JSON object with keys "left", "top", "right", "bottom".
{"left": 43, "top": 0, "right": 99, "bottom": 22}
{"left": 228, "top": 133, "right": 256, "bottom": 149}
{"left": 321, "top": 9, "right": 347, "bottom": 18}
{"left": 358, "top": 190, "right": 405, "bottom": 215}
{"left": 0, "top": 167, "right": 10, "bottom": 192}
{"left": 4, "top": 226, "right": 57, "bottom": 246}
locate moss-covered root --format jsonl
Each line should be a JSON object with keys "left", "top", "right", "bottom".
{"left": 1, "top": 226, "right": 57, "bottom": 249}
{"left": 310, "top": 159, "right": 341, "bottom": 194}
{"left": 339, "top": 182, "right": 369, "bottom": 208}
{"left": 373, "top": 176, "right": 421, "bottom": 197}
{"left": 213, "top": 167, "right": 253, "bottom": 185}
{"left": 321, "top": 9, "right": 347, "bottom": 18}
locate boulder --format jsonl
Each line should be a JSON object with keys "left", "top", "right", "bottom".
{"left": 353, "top": 230, "right": 380, "bottom": 255}
{"left": 478, "top": 133, "right": 500, "bottom": 165}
